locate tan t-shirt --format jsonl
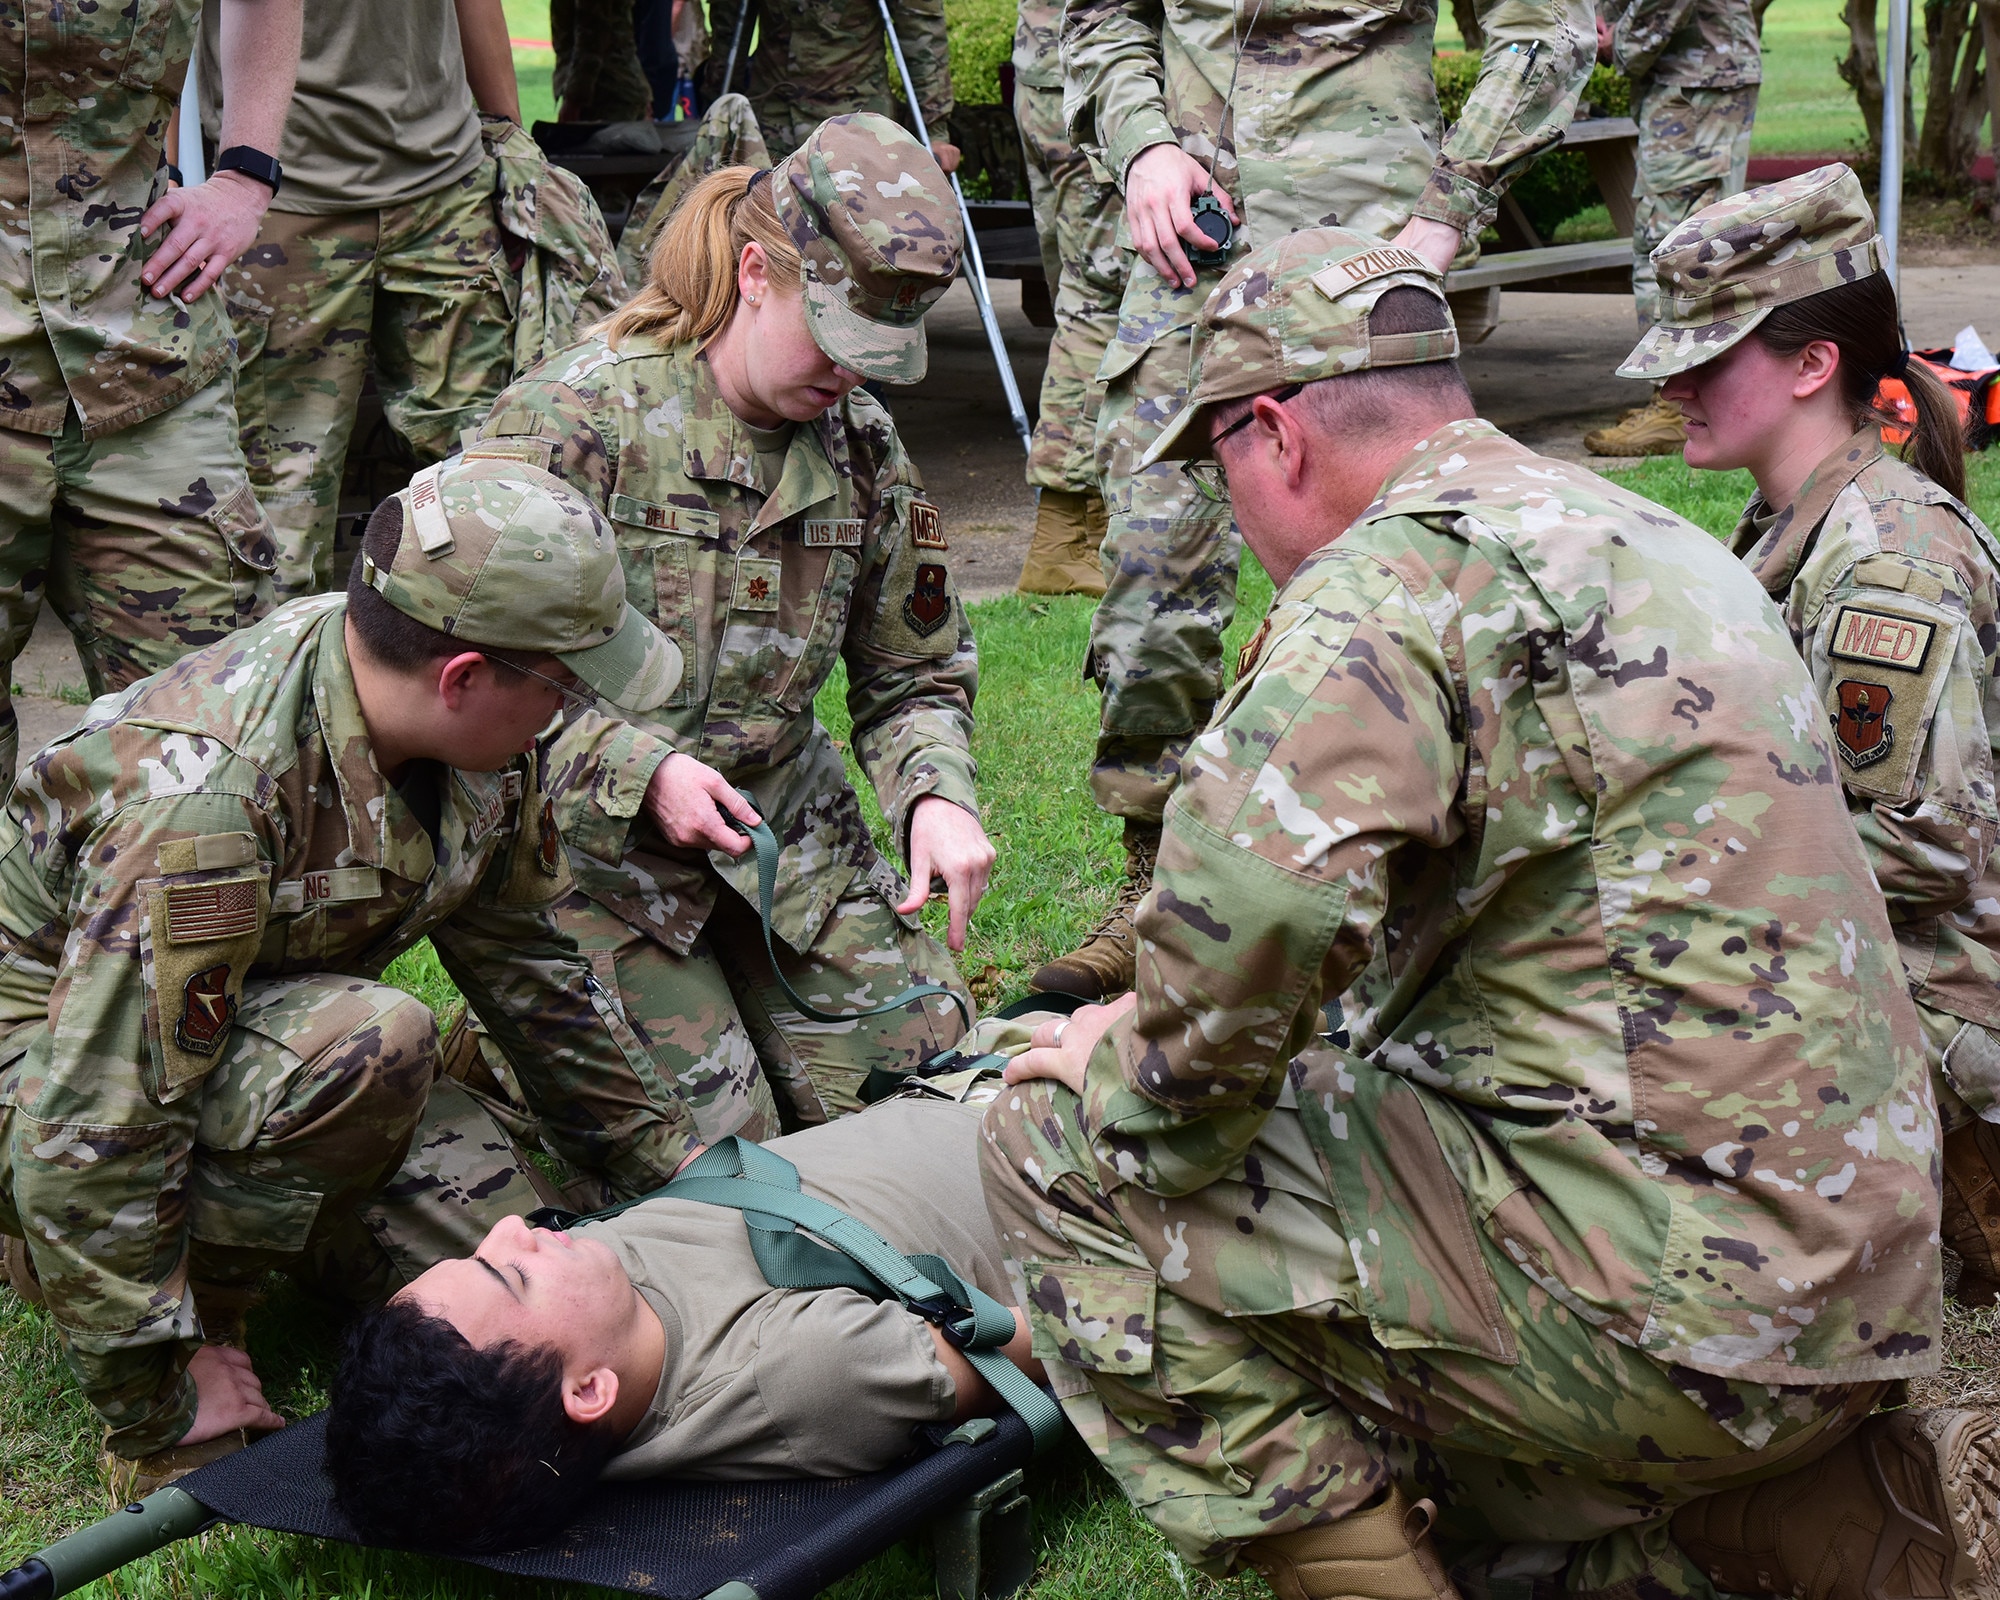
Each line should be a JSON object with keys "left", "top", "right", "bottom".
{"left": 198, "top": 0, "right": 486, "bottom": 215}
{"left": 594, "top": 1098, "right": 1012, "bottom": 1481}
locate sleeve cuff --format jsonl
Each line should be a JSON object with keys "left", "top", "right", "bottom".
{"left": 103, "top": 1367, "right": 199, "bottom": 1459}
{"left": 1410, "top": 167, "right": 1498, "bottom": 238}
{"left": 1107, "top": 115, "right": 1182, "bottom": 193}
{"left": 891, "top": 757, "right": 980, "bottom": 860}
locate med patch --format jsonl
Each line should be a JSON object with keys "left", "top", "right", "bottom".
{"left": 908, "top": 499, "right": 948, "bottom": 550}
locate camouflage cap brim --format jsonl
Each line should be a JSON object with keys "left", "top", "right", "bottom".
{"left": 1615, "top": 304, "right": 1772, "bottom": 380}
{"left": 1142, "top": 392, "right": 1231, "bottom": 468}
{"left": 558, "top": 601, "right": 684, "bottom": 712}
{"left": 802, "top": 265, "right": 929, "bottom": 384}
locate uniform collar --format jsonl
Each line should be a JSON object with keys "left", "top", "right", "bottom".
{"left": 1729, "top": 427, "right": 1883, "bottom": 596}
{"left": 311, "top": 616, "right": 438, "bottom": 883}
{"left": 1362, "top": 418, "right": 1541, "bottom": 520}
{"left": 672, "top": 348, "right": 845, "bottom": 532}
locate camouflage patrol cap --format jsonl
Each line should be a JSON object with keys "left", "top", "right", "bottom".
{"left": 1618, "top": 164, "right": 1885, "bottom": 379}
{"left": 361, "top": 458, "right": 682, "bottom": 712}
{"left": 1141, "top": 226, "right": 1461, "bottom": 467}
{"left": 770, "top": 112, "right": 963, "bottom": 384}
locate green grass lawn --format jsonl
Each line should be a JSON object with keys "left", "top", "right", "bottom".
{"left": 7, "top": 443, "right": 2000, "bottom": 1597}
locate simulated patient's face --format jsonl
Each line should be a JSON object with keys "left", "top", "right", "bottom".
{"left": 400, "top": 1214, "right": 635, "bottom": 1359}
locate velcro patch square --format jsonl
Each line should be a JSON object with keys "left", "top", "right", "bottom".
{"left": 1828, "top": 606, "right": 1936, "bottom": 672}
{"left": 166, "top": 881, "right": 260, "bottom": 944}
{"left": 908, "top": 500, "right": 948, "bottom": 550}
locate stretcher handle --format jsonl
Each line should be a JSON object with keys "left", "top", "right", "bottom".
{"left": 1, "top": 1487, "right": 216, "bottom": 1600}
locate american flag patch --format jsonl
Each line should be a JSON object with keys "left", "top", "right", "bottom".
{"left": 166, "top": 881, "right": 260, "bottom": 945}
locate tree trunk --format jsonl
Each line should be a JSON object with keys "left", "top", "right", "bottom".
{"left": 1452, "top": 0, "right": 1485, "bottom": 52}
{"left": 1916, "top": 0, "right": 1988, "bottom": 181}
{"left": 1839, "top": 0, "right": 1888, "bottom": 156}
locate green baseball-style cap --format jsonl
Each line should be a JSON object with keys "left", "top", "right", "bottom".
{"left": 361, "top": 457, "right": 682, "bottom": 712}
{"left": 1618, "top": 163, "right": 1885, "bottom": 380}
{"left": 1140, "top": 227, "right": 1461, "bottom": 467}
{"left": 770, "top": 112, "right": 963, "bottom": 385}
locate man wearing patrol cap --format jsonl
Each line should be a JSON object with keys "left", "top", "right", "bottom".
{"left": 0, "top": 456, "right": 722, "bottom": 1493}
{"left": 981, "top": 226, "right": 1984, "bottom": 1600}
{"left": 472, "top": 112, "right": 990, "bottom": 1135}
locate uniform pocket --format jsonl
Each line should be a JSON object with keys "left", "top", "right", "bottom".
{"left": 204, "top": 483, "right": 278, "bottom": 628}
{"left": 185, "top": 1162, "right": 322, "bottom": 1253}
{"left": 1021, "top": 1258, "right": 1157, "bottom": 1385}
{"left": 612, "top": 525, "right": 704, "bottom": 710}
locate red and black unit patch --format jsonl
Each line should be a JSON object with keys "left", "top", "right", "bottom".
{"left": 175, "top": 962, "right": 238, "bottom": 1057}
{"left": 908, "top": 499, "right": 948, "bottom": 551}
{"left": 903, "top": 563, "right": 952, "bottom": 637}
{"left": 1834, "top": 679, "right": 1895, "bottom": 768}
{"left": 538, "top": 798, "right": 562, "bottom": 877}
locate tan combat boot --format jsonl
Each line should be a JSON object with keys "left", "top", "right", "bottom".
{"left": 1016, "top": 488, "right": 1108, "bottom": 598}
{"left": 1029, "top": 821, "right": 1160, "bottom": 999}
{"left": 189, "top": 1278, "right": 265, "bottom": 1351}
{"left": 4, "top": 1232, "right": 44, "bottom": 1306}
{"left": 1584, "top": 396, "right": 1687, "bottom": 457}
{"left": 101, "top": 1428, "right": 262, "bottom": 1502}
{"left": 1672, "top": 1408, "right": 2000, "bottom": 1600}
{"left": 1247, "top": 1489, "right": 1463, "bottom": 1600}
{"left": 1944, "top": 1119, "right": 2000, "bottom": 1306}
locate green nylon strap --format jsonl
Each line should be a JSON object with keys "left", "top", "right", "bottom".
{"left": 579, "top": 1136, "right": 1062, "bottom": 1453}
{"left": 725, "top": 791, "right": 970, "bottom": 1032}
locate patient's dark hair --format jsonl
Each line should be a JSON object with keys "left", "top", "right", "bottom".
{"left": 326, "top": 1297, "right": 617, "bottom": 1554}
{"left": 344, "top": 495, "right": 544, "bottom": 677}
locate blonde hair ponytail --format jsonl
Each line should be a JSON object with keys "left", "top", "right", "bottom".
{"left": 603, "top": 167, "right": 804, "bottom": 350}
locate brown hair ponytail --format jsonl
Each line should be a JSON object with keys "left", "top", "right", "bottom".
{"left": 1753, "top": 274, "right": 1967, "bottom": 501}
{"left": 601, "top": 166, "right": 804, "bottom": 351}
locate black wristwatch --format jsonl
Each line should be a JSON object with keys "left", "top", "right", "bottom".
{"left": 215, "top": 145, "right": 282, "bottom": 196}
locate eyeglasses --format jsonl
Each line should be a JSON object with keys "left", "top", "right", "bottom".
{"left": 489, "top": 656, "right": 597, "bottom": 715}
{"left": 1180, "top": 384, "right": 1303, "bottom": 503}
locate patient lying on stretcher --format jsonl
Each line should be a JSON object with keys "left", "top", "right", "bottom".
{"left": 324, "top": 1097, "right": 1043, "bottom": 1555}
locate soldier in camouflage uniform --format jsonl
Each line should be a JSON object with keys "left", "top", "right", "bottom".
{"left": 471, "top": 116, "right": 989, "bottom": 1133}
{"left": 203, "top": 0, "right": 622, "bottom": 600}
{"left": 1580, "top": 0, "right": 1760, "bottom": 455}
{"left": 981, "top": 227, "right": 1982, "bottom": 1600}
{"left": 1011, "top": 0, "right": 1127, "bottom": 598}
{"left": 552, "top": 0, "right": 655, "bottom": 121}
{"left": 0, "top": 457, "right": 699, "bottom": 1487}
{"left": 1030, "top": 0, "right": 1598, "bottom": 999}
{"left": 1622, "top": 166, "right": 2000, "bottom": 1320}
{"left": 705, "top": 0, "right": 960, "bottom": 169}
{"left": 0, "top": 0, "right": 300, "bottom": 793}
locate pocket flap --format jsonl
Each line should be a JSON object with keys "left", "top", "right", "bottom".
{"left": 207, "top": 484, "right": 278, "bottom": 574}
{"left": 186, "top": 1163, "right": 322, "bottom": 1253}
{"left": 1021, "top": 1258, "right": 1156, "bottom": 1375}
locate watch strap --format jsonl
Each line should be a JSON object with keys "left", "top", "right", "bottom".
{"left": 215, "top": 145, "right": 282, "bottom": 197}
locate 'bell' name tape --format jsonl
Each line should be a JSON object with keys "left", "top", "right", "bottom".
{"left": 272, "top": 867, "right": 384, "bottom": 914}
{"left": 1828, "top": 606, "right": 1937, "bottom": 673}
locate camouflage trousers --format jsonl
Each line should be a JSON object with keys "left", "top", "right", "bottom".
{"left": 551, "top": 878, "right": 970, "bottom": 1146}
{"left": 1630, "top": 80, "right": 1760, "bottom": 329}
{"left": 616, "top": 93, "right": 772, "bottom": 289}
{"left": 220, "top": 163, "right": 517, "bottom": 599}
{"left": 979, "top": 1073, "right": 1886, "bottom": 1592}
{"left": 0, "top": 381, "right": 277, "bottom": 791}
{"left": 0, "top": 974, "right": 544, "bottom": 1451}
{"left": 1016, "top": 80, "right": 1126, "bottom": 496}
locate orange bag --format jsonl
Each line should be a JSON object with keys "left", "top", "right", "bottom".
{"left": 1876, "top": 348, "right": 2000, "bottom": 451}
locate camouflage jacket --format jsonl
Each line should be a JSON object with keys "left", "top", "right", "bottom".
{"left": 479, "top": 118, "right": 629, "bottom": 380}
{"left": 1078, "top": 419, "right": 1940, "bottom": 1385}
{"left": 1731, "top": 431, "right": 2000, "bottom": 1089}
{"left": 472, "top": 334, "right": 979, "bottom": 957}
{"left": 0, "top": 0, "right": 233, "bottom": 439}
{"left": 1062, "top": 0, "right": 1595, "bottom": 239}
{"left": 1608, "top": 0, "right": 1761, "bottom": 87}
{"left": 0, "top": 598, "right": 666, "bottom": 1451}
{"left": 716, "top": 0, "right": 953, "bottom": 148}
{"left": 1015, "top": 0, "right": 1063, "bottom": 90}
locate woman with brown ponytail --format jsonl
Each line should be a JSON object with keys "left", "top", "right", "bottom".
{"left": 1621, "top": 162, "right": 2000, "bottom": 1301}
{"left": 461, "top": 114, "right": 993, "bottom": 1168}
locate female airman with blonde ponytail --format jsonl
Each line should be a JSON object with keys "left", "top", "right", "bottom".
{"left": 464, "top": 114, "right": 993, "bottom": 1172}
{"left": 1621, "top": 163, "right": 2000, "bottom": 1301}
